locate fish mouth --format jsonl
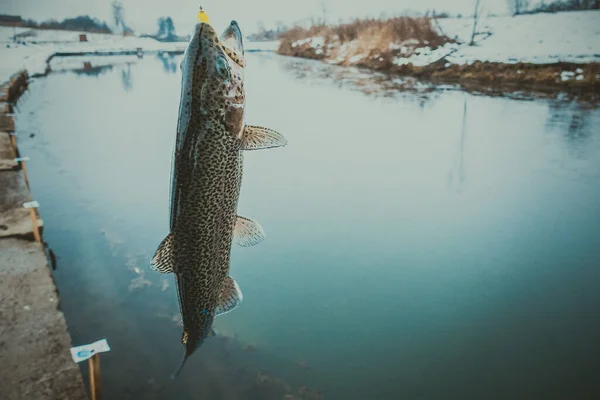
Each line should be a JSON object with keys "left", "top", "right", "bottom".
{"left": 220, "top": 20, "right": 245, "bottom": 67}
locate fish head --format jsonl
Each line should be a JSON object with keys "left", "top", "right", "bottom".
{"left": 184, "top": 21, "right": 246, "bottom": 138}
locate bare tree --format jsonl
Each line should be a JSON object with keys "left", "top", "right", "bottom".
{"left": 507, "top": 0, "right": 530, "bottom": 15}
{"left": 319, "top": 0, "right": 329, "bottom": 25}
{"left": 470, "top": 0, "right": 482, "bottom": 45}
{"left": 111, "top": 0, "right": 127, "bottom": 34}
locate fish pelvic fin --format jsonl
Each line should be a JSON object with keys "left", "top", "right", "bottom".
{"left": 216, "top": 276, "right": 243, "bottom": 316}
{"left": 233, "top": 216, "right": 265, "bottom": 247}
{"left": 150, "top": 232, "right": 174, "bottom": 273}
{"left": 171, "top": 331, "right": 199, "bottom": 379}
{"left": 241, "top": 125, "right": 287, "bottom": 150}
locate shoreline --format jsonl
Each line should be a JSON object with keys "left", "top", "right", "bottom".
{"left": 277, "top": 47, "right": 600, "bottom": 98}
{"left": 0, "top": 71, "right": 87, "bottom": 399}
{"left": 276, "top": 11, "right": 600, "bottom": 98}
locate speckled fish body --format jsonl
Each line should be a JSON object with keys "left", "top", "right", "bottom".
{"left": 150, "top": 20, "right": 287, "bottom": 378}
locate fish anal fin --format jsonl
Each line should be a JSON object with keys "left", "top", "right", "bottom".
{"left": 151, "top": 233, "right": 174, "bottom": 273}
{"left": 216, "top": 276, "right": 243, "bottom": 316}
{"left": 241, "top": 125, "right": 287, "bottom": 150}
{"left": 233, "top": 216, "right": 265, "bottom": 247}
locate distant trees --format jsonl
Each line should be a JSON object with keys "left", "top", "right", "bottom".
{"left": 157, "top": 17, "right": 176, "bottom": 40}
{"left": 512, "top": 0, "right": 599, "bottom": 14}
{"left": 246, "top": 20, "right": 288, "bottom": 41}
{"left": 57, "top": 16, "right": 111, "bottom": 33}
{"left": 507, "top": 0, "right": 531, "bottom": 15}
{"left": 0, "top": 14, "right": 111, "bottom": 33}
{"left": 111, "top": 0, "right": 132, "bottom": 34}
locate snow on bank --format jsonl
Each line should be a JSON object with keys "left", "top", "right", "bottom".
{"left": 286, "top": 11, "right": 600, "bottom": 70}
{"left": 0, "top": 27, "right": 187, "bottom": 84}
{"left": 0, "top": 26, "right": 282, "bottom": 84}
{"left": 437, "top": 10, "right": 600, "bottom": 65}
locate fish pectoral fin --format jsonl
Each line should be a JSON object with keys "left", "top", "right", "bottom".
{"left": 233, "top": 216, "right": 266, "bottom": 247}
{"left": 241, "top": 125, "right": 287, "bottom": 150}
{"left": 216, "top": 276, "right": 243, "bottom": 316}
{"left": 150, "top": 232, "right": 174, "bottom": 274}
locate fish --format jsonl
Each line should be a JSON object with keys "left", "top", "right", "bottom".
{"left": 150, "top": 20, "right": 287, "bottom": 379}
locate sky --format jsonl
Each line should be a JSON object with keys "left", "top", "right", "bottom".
{"left": 0, "top": 0, "right": 511, "bottom": 35}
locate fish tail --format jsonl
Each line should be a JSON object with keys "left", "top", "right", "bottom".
{"left": 170, "top": 349, "right": 189, "bottom": 380}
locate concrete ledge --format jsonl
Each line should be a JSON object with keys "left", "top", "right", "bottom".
{"left": 0, "top": 70, "right": 86, "bottom": 399}
{"left": 0, "top": 170, "right": 31, "bottom": 211}
{"left": 0, "top": 114, "right": 14, "bottom": 132}
{"left": 0, "top": 159, "right": 18, "bottom": 170}
{"left": 0, "top": 207, "right": 44, "bottom": 239}
{"left": 0, "top": 238, "right": 86, "bottom": 400}
{"left": 0, "top": 134, "right": 17, "bottom": 171}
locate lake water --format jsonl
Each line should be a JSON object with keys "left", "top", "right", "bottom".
{"left": 14, "top": 52, "right": 600, "bottom": 399}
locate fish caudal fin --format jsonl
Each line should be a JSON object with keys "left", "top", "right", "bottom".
{"left": 216, "top": 276, "right": 243, "bottom": 316}
{"left": 151, "top": 233, "right": 174, "bottom": 273}
{"left": 233, "top": 216, "right": 265, "bottom": 247}
{"left": 170, "top": 349, "right": 189, "bottom": 380}
{"left": 241, "top": 126, "right": 287, "bottom": 150}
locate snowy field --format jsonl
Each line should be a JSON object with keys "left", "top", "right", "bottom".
{"left": 437, "top": 10, "right": 600, "bottom": 65}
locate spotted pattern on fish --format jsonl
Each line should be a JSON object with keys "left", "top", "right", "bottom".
{"left": 152, "top": 20, "right": 286, "bottom": 379}
{"left": 170, "top": 22, "right": 246, "bottom": 353}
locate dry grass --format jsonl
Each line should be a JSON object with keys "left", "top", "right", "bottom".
{"left": 278, "top": 17, "right": 452, "bottom": 63}
{"left": 427, "top": 62, "right": 600, "bottom": 91}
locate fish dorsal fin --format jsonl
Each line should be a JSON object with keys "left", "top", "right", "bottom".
{"left": 216, "top": 276, "right": 243, "bottom": 316}
{"left": 151, "top": 233, "right": 174, "bottom": 273}
{"left": 241, "top": 126, "right": 287, "bottom": 151}
{"left": 234, "top": 216, "right": 266, "bottom": 247}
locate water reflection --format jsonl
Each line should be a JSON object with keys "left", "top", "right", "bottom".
{"left": 14, "top": 52, "right": 600, "bottom": 400}
{"left": 277, "top": 54, "right": 444, "bottom": 101}
{"left": 121, "top": 64, "right": 133, "bottom": 92}
{"left": 156, "top": 52, "right": 178, "bottom": 74}
{"left": 546, "top": 99, "right": 596, "bottom": 142}
{"left": 447, "top": 97, "right": 468, "bottom": 192}
{"left": 75, "top": 63, "right": 114, "bottom": 77}
{"left": 48, "top": 56, "right": 139, "bottom": 78}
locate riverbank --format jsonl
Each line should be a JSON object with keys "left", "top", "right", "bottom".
{"left": 0, "top": 27, "right": 187, "bottom": 82}
{"left": 277, "top": 11, "right": 600, "bottom": 95}
{"left": 0, "top": 72, "right": 86, "bottom": 398}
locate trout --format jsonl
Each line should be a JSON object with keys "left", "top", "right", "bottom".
{"left": 150, "top": 20, "right": 286, "bottom": 378}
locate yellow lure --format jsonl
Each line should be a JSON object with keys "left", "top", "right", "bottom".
{"left": 197, "top": 7, "right": 210, "bottom": 23}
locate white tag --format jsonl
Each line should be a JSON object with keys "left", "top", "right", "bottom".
{"left": 15, "top": 156, "right": 30, "bottom": 162}
{"left": 70, "top": 339, "right": 111, "bottom": 363}
{"left": 23, "top": 200, "right": 40, "bottom": 209}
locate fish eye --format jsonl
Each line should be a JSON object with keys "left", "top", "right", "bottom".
{"left": 215, "top": 56, "right": 230, "bottom": 80}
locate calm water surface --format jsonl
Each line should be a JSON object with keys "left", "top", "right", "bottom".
{"left": 15, "top": 52, "right": 600, "bottom": 399}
